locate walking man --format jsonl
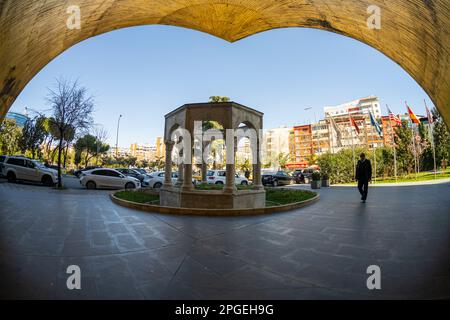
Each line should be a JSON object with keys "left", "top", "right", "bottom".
{"left": 355, "top": 153, "right": 372, "bottom": 203}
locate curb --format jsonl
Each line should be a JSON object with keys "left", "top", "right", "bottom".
{"left": 110, "top": 191, "right": 320, "bottom": 216}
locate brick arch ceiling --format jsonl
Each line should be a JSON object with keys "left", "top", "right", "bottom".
{"left": 0, "top": 0, "right": 449, "bottom": 126}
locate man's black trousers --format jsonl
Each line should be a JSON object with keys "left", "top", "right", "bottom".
{"left": 358, "top": 180, "right": 369, "bottom": 201}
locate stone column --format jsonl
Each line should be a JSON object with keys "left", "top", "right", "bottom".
{"left": 201, "top": 141, "right": 208, "bottom": 183}
{"left": 253, "top": 136, "right": 264, "bottom": 190}
{"left": 163, "top": 141, "right": 174, "bottom": 187}
{"left": 176, "top": 164, "right": 184, "bottom": 186}
{"left": 182, "top": 140, "right": 193, "bottom": 191}
{"left": 224, "top": 136, "right": 237, "bottom": 193}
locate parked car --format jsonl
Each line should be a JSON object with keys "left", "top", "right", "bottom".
{"left": 79, "top": 168, "right": 141, "bottom": 190}
{"left": 116, "top": 168, "right": 151, "bottom": 187}
{"left": 147, "top": 171, "right": 178, "bottom": 188}
{"left": 301, "top": 168, "right": 316, "bottom": 184}
{"left": 292, "top": 169, "right": 305, "bottom": 184}
{"left": 262, "top": 171, "right": 293, "bottom": 187}
{"left": 206, "top": 170, "right": 249, "bottom": 185}
{"left": 74, "top": 166, "right": 100, "bottom": 178}
{"left": 0, "top": 155, "right": 6, "bottom": 177}
{"left": 0, "top": 155, "right": 58, "bottom": 186}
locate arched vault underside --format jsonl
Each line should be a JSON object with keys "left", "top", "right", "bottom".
{"left": 0, "top": 0, "right": 449, "bottom": 126}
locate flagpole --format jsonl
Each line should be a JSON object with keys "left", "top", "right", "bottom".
{"left": 348, "top": 112, "right": 356, "bottom": 176}
{"left": 371, "top": 119, "right": 377, "bottom": 183}
{"left": 387, "top": 105, "right": 398, "bottom": 183}
{"left": 348, "top": 111, "right": 356, "bottom": 173}
{"left": 406, "top": 102, "right": 418, "bottom": 179}
{"left": 424, "top": 99, "right": 437, "bottom": 179}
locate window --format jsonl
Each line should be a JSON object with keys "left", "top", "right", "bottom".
{"left": 26, "top": 160, "right": 35, "bottom": 168}
{"left": 6, "top": 158, "right": 25, "bottom": 167}
{"left": 218, "top": 171, "right": 226, "bottom": 177}
{"left": 207, "top": 171, "right": 215, "bottom": 176}
{"left": 107, "top": 170, "right": 122, "bottom": 177}
{"left": 92, "top": 170, "right": 109, "bottom": 176}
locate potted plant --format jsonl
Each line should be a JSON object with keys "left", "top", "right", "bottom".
{"left": 321, "top": 173, "right": 330, "bottom": 187}
{"left": 311, "top": 170, "right": 321, "bottom": 189}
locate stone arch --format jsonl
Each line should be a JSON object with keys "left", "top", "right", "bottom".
{"left": 0, "top": 1, "right": 449, "bottom": 126}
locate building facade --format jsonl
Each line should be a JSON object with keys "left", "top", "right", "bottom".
{"left": 5, "top": 111, "right": 29, "bottom": 127}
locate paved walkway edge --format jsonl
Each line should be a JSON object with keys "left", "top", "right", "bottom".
{"left": 110, "top": 192, "right": 320, "bottom": 216}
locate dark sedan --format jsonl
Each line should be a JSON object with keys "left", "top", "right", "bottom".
{"left": 262, "top": 171, "right": 293, "bottom": 187}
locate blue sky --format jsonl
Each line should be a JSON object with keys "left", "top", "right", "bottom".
{"left": 10, "top": 25, "right": 433, "bottom": 147}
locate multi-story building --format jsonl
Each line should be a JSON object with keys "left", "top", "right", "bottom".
{"left": 325, "top": 96, "right": 384, "bottom": 153}
{"left": 291, "top": 125, "right": 312, "bottom": 168}
{"left": 5, "top": 111, "right": 29, "bottom": 127}
{"left": 324, "top": 96, "right": 382, "bottom": 119}
{"left": 155, "top": 137, "right": 165, "bottom": 159}
{"left": 130, "top": 143, "right": 157, "bottom": 161}
{"left": 262, "top": 126, "right": 293, "bottom": 167}
{"left": 288, "top": 120, "right": 332, "bottom": 169}
{"left": 109, "top": 147, "right": 131, "bottom": 158}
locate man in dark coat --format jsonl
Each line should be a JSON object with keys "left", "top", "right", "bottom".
{"left": 355, "top": 153, "right": 372, "bottom": 203}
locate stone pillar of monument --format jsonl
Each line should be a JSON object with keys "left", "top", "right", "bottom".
{"left": 163, "top": 141, "right": 174, "bottom": 187}
{"left": 253, "top": 137, "right": 263, "bottom": 190}
{"left": 224, "top": 135, "right": 237, "bottom": 193}
{"left": 182, "top": 141, "right": 193, "bottom": 191}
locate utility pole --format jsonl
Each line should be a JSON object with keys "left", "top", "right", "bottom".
{"left": 115, "top": 114, "right": 123, "bottom": 157}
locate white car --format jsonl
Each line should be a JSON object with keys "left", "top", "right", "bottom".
{"left": 0, "top": 156, "right": 58, "bottom": 186}
{"left": 206, "top": 170, "right": 249, "bottom": 185}
{"left": 80, "top": 168, "right": 141, "bottom": 190}
{"left": 147, "top": 171, "right": 178, "bottom": 189}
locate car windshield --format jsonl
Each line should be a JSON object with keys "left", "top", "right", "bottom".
{"left": 263, "top": 172, "right": 276, "bottom": 175}
{"left": 207, "top": 171, "right": 215, "bottom": 176}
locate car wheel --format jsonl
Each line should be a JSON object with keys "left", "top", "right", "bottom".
{"left": 86, "top": 181, "right": 96, "bottom": 190}
{"left": 215, "top": 181, "right": 224, "bottom": 185}
{"left": 273, "top": 180, "right": 278, "bottom": 187}
{"left": 6, "top": 172, "right": 16, "bottom": 183}
{"left": 125, "top": 182, "right": 136, "bottom": 190}
{"left": 153, "top": 182, "right": 162, "bottom": 189}
{"left": 41, "top": 175, "right": 54, "bottom": 187}
{"left": 241, "top": 180, "right": 248, "bottom": 185}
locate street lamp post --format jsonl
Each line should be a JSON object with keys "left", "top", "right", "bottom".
{"left": 115, "top": 115, "right": 122, "bottom": 157}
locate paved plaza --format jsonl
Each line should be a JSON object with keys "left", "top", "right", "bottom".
{"left": 0, "top": 179, "right": 449, "bottom": 299}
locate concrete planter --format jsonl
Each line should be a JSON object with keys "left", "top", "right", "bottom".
{"left": 321, "top": 179, "right": 330, "bottom": 188}
{"left": 311, "top": 180, "right": 321, "bottom": 189}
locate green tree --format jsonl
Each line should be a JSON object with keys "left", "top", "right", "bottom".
{"left": 74, "top": 134, "right": 109, "bottom": 167}
{"left": 394, "top": 121, "right": 415, "bottom": 175}
{"left": 19, "top": 115, "right": 47, "bottom": 159}
{"left": 0, "top": 119, "right": 22, "bottom": 155}
{"left": 432, "top": 108, "right": 450, "bottom": 169}
{"left": 209, "top": 96, "right": 230, "bottom": 103}
{"left": 277, "top": 152, "right": 291, "bottom": 170}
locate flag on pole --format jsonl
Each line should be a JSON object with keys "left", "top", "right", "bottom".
{"left": 387, "top": 107, "right": 402, "bottom": 125}
{"left": 350, "top": 115, "right": 360, "bottom": 135}
{"left": 328, "top": 114, "right": 343, "bottom": 147}
{"left": 369, "top": 111, "right": 383, "bottom": 136}
{"left": 425, "top": 105, "right": 434, "bottom": 124}
{"left": 406, "top": 103, "right": 421, "bottom": 124}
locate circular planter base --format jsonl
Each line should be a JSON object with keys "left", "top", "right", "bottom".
{"left": 110, "top": 192, "right": 319, "bottom": 216}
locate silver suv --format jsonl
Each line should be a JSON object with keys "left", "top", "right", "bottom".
{"left": 0, "top": 156, "right": 59, "bottom": 186}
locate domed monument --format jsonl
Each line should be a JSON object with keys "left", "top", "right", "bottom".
{"left": 160, "top": 101, "right": 266, "bottom": 209}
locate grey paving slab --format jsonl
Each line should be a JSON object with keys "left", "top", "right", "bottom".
{"left": 0, "top": 180, "right": 449, "bottom": 299}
